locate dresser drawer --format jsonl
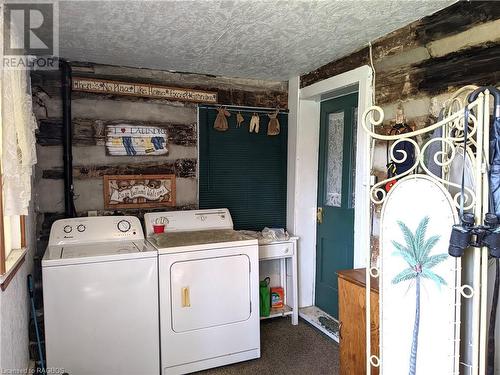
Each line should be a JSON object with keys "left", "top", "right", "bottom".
{"left": 259, "top": 243, "right": 294, "bottom": 259}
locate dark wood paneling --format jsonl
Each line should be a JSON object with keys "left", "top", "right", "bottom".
{"left": 415, "top": 1, "right": 500, "bottom": 44}
{"left": 372, "top": 24, "right": 420, "bottom": 61}
{"left": 416, "top": 42, "right": 500, "bottom": 96}
{"left": 42, "top": 159, "right": 196, "bottom": 179}
{"left": 376, "top": 42, "right": 500, "bottom": 104}
{"left": 301, "top": 47, "right": 370, "bottom": 88}
{"left": 174, "top": 159, "right": 197, "bottom": 178}
{"left": 36, "top": 118, "right": 197, "bottom": 147}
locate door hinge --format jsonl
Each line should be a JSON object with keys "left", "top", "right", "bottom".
{"left": 317, "top": 207, "right": 323, "bottom": 224}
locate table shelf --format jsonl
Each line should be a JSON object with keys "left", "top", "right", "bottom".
{"left": 261, "top": 305, "right": 293, "bottom": 320}
{"left": 258, "top": 237, "right": 298, "bottom": 325}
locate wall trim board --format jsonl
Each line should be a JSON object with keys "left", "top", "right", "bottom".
{"left": 72, "top": 77, "right": 218, "bottom": 104}
{"left": 289, "top": 65, "right": 373, "bottom": 308}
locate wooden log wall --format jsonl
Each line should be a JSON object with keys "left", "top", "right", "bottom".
{"left": 301, "top": 2, "right": 500, "bottom": 101}
{"left": 301, "top": 1, "right": 500, "bottom": 178}
{"left": 301, "top": 1, "right": 500, "bottom": 133}
{"left": 300, "top": 1, "right": 500, "bottom": 253}
{"left": 31, "top": 62, "right": 287, "bottom": 252}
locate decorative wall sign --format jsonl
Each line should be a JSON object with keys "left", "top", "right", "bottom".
{"left": 73, "top": 77, "right": 218, "bottom": 104}
{"left": 106, "top": 124, "right": 168, "bottom": 156}
{"left": 103, "top": 174, "right": 176, "bottom": 209}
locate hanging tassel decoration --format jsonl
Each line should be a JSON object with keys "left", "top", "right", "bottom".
{"left": 236, "top": 112, "right": 244, "bottom": 128}
{"left": 249, "top": 113, "right": 260, "bottom": 133}
{"left": 214, "top": 107, "right": 230, "bottom": 132}
{"left": 267, "top": 110, "right": 280, "bottom": 136}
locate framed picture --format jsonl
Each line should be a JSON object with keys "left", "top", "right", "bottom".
{"left": 103, "top": 174, "right": 176, "bottom": 209}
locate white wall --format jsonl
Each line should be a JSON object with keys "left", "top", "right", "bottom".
{"left": 0, "top": 263, "right": 30, "bottom": 371}
{"left": 291, "top": 97, "right": 321, "bottom": 307}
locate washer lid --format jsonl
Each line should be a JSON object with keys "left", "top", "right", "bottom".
{"left": 42, "top": 240, "right": 157, "bottom": 267}
{"left": 148, "top": 229, "right": 257, "bottom": 254}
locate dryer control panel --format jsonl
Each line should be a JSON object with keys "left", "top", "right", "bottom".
{"left": 49, "top": 216, "right": 144, "bottom": 245}
{"left": 144, "top": 208, "right": 233, "bottom": 235}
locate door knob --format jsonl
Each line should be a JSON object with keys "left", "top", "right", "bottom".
{"left": 317, "top": 207, "right": 323, "bottom": 224}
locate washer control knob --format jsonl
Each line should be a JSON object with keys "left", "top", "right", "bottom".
{"left": 77, "top": 224, "right": 86, "bottom": 232}
{"left": 117, "top": 220, "right": 131, "bottom": 233}
{"left": 63, "top": 225, "right": 72, "bottom": 234}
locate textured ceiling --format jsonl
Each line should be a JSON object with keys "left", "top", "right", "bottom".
{"left": 59, "top": 1, "right": 455, "bottom": 80}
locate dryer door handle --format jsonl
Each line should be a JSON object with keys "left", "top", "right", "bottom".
{"left": 181, "top": 287, "right": 191, "bottom": 307}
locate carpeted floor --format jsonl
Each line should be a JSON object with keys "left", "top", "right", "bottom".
{"left": 196, "top": 318, "right": 339, "bottom": 375}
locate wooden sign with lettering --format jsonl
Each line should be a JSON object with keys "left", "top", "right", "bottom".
{"left": 72, "top": 77, "right": 218, "bottom": 104}
{"left": 103, "top": 174, "right": 176, "bottom": 209}
{"left": 106, "top": 124, "right": 168, "bottom": 156}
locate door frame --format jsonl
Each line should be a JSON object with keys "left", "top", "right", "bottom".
{"left": 287, "top": 66, "right": 373, "bottom": 307}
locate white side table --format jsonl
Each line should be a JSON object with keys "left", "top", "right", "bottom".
{"left": 258, "top": 236, "right": 298, "bottom": 325}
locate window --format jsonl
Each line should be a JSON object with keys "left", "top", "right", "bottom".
{"left": 199, "top": 107, "right": 287, "bottom": 231}
{"left": 3, "top": 215, "right": 22, "bottom": 259}
{"left": 0, "top": 174, "right": 26, "bottom": 286}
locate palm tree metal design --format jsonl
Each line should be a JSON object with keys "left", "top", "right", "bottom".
{"left": 391, "top": 216, "right": 448, "bottom": 375}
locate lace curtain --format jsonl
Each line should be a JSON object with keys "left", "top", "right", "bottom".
{"left": 1, "top": 68, "right": 38, "bottom": 216}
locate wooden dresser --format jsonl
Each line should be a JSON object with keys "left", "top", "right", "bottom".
{"left": 337, "top": 268, "right": 379, "bottom": 375}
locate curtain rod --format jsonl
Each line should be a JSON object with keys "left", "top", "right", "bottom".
{"left": 198, "top": 104, "right": 289, "bottom": 115}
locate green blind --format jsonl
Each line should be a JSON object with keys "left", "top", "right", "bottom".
{"left": 199, "top": 107, "right": 287, "bottom": 231}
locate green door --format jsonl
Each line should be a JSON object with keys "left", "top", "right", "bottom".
{"left": 315, "top": 93, "right": 358, "bottom": 319}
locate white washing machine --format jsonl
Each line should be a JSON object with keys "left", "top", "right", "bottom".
{"left": 144, "top": 209, "right": 260, "bottom": 375}
{"left": 42, "top": 216, "right": 159, "bottom": 375}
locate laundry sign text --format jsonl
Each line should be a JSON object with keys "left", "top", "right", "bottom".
{"left": 110, "top": 184, "right": 169, "bottom": 202}
{"left": 110, "top": 126, "right": 167, "bottom": 135}
{"left": 73, "top": 77, "right": 218, "bottom": 103}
